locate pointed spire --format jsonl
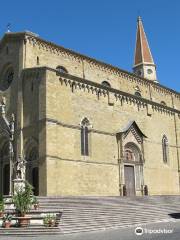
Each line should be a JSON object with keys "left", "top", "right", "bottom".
{"left": 134, "top": 16, "right": 154, "bottom": 66}
{"left": 133, "top": 16, "right": 157, "bottom": 82}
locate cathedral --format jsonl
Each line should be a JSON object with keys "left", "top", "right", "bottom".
{"left": 0, "top": 17, "right": 179, "bottom": 196}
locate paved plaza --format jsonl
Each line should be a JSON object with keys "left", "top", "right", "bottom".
{"left": 0, "top": 220, "right": 180, "bottom": 240}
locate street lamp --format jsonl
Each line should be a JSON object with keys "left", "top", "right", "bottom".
{"left": 0, "top": 97, "right": 15, "bottom": 196}
{"left": 0, "top": 98, "right": 27, "bottom": 195}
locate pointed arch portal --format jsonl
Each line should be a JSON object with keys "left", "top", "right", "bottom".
{"left": 25, "top": 138, "right": 39, "bottom": 196}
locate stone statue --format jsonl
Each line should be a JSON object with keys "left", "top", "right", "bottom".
{"left": 15, "top": 155, "right": 27, "bottom": 180}
{"left": 0, "top": 96, "right": 6, "bottom": 116}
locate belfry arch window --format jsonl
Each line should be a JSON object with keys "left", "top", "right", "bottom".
{"left": 56, "top": 66, "right": 68, "bottom": 75}
{"left": 162, "top": 135, "right": 168, "bottom": 164}
{"left": 101, "top": 81, "right": 111, "bottom": 88}
{"left": 81, "top": 118, "right": 90, "bottom": 156}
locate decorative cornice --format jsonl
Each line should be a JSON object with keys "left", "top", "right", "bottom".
{"left": 3, "top": 32, "right": 178, "bottom": 98}
{"left": 44, "top": 155, "right": 118, "bottom": 166}
{"left": 22, "top": 66, "right": 180, "bottom": 116}
{"left": 56, "top": 70, "right": 180, "bottom": 115}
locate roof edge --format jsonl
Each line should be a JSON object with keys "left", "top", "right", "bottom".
{"left": 1, "top": 32, "right": 179, "bottom": 96}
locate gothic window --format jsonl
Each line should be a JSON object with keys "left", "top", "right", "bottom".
{"left": 162, "top": 135, "right": 168, "bottom": 164}
{"left": 56, "top": 66, "right": 68, "bottom": 75}
{"left": 101, "top": 81, "right": 111, "bottom": 88}
{"left": 81, "top": 118, "right": 90, "bottom": 156}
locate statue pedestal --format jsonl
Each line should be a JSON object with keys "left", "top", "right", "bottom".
{"left": 13, "top": 178, "right": 25, "bottom": 194}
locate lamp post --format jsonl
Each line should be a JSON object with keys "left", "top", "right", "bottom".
{"left": 0, "top": 97, "right": 27, "bottom": 196}
{"left": 9, "top": 114, "right": 15, "bottom": 196}
{"left": 0, "top": 97, "right": 15, "bottom": 196}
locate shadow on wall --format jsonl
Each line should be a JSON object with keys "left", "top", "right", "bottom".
{"left": 169, "top": 213, "right": 180, "bottom": 219}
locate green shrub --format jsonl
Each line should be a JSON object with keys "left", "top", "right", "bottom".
{"left": 13, "top": 182, "right": 34, "bottom": 216}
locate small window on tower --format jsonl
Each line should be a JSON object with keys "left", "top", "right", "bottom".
{"left": 147, "top": 69, "right": 153, "bottom": 74}
{"left": 135, "top": 70, "right": 142, "bottom": 77}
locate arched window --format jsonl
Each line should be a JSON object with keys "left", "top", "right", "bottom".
{"left": 161, "top": 101, "right": 166, "bottom": 106}
{"left": 81, "top": 118, "right": 90, "bottom": 156}
{"left": 56, "top": 66, "right": 68, "bottom": 75}
{"left": 134, "top": 91, "right": 142, "bottom": 97}
{"left": 101, "top": 81, "right": 111, "bottom": 88}
{"left": 162, "top": 135, "right": 168, "bottom": 164}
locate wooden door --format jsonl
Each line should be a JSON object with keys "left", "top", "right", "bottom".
{"left": 124, "top": 165, "right": 136, "bottom": 196}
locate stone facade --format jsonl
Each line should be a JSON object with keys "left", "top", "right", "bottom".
{"left": 0, "top": 31, "right": 179, "bottom": 196}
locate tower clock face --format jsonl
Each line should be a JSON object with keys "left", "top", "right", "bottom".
{"left": 147, "top": 69, "right": 153, "bottom": 74}
{"left": 0, "top": 66, "right": 14, "bottom": 91}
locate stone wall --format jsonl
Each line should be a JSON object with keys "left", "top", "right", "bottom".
{"left": 42, "top": 69, "right": 180, "bottom": 195}
{"left": 0, "top": 33, "right": 179, "bottom": 196}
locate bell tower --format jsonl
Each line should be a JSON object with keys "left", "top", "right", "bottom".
{"left": 133, "top": 16, "right": 157, "bottom": 82}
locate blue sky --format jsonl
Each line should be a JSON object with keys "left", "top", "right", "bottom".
{"left": 0, "top": 0, "right": 179, "bottom": 92}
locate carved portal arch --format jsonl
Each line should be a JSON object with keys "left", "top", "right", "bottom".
{"left": 116, "top": 121, "right": 147, "bottom": 196}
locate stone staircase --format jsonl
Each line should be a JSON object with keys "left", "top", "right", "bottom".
{"left": 38, "top": 196, "right": 180, "bottom": 234}
{"left": 0, "top": 226, "right": 61, "bottom": 236}
{"left": 1, "top": 195, "right": 180, "bottom": 235}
